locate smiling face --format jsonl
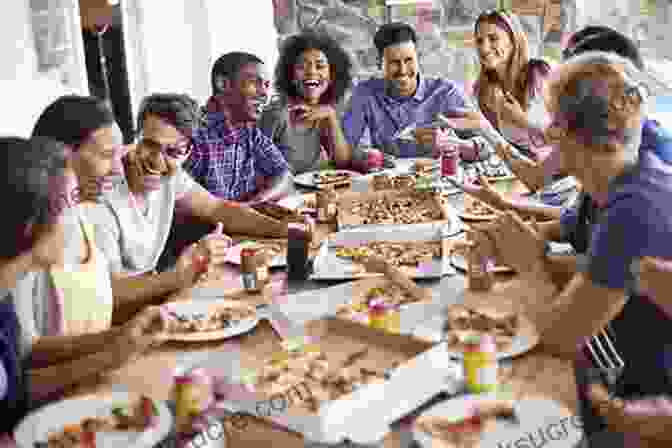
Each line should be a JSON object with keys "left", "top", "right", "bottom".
{"left": 293, "top": 48, "right": 332, "bottom": 104}
{"left": 227, "top": 63, "right": 271, "bottom": 122}
{"left": 475, "top": 21, "right": 514, "bottom": 71}
{"left": 382, "top": 41, "right": 419, "bottom": 97}
{"left": 130, "top": 114, "right": 191, "bottom": 193}
{"left": 72, "top": 124, "right": 124, "bottom": 196}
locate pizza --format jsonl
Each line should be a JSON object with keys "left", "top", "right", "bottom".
{"left": 372, "top": 174, "right": 394, "bottom": 191}
{"left": 463, "top": 199, "right": 497, "bottom": 217}
{"left": 412, "top": 159, "right": 437, "bottom": 177}
{"left": 349, "top": 192, "right": 443, "bottom": 225}
{"left": 40, "top": 396, "right": 159, "bottom": 447}
{"left": 254, "top": 346, "right": 389, "bottom": 412}
{"left": 164, "top": 305, "right": 256, "bottom": 334}
{"left": 334, "top": 241, "right": 441, "bottom": 270}
{"left": 443, "top": 304, "right": 519, "bottom": 352}
{"left": 251, "top": 202, "right": 301, "bottom": 222}
{"left": 336, "top": 283, "right": 423, "bottom": 316}
{"left": 416, "top": 400, "right": 516, "bottom": 447}
{"left": 312, "top": 170, "right": 352, "bottom": 188}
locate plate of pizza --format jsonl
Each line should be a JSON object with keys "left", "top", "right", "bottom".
{"left": 458, "top": 199, "right": 499, "bottom": 221}
{"left": 15, "top": 392, "right": 172, "bottom": 448}
{"left": 334, "top": 281, "right": 431, "bottom": 321}
{"left": 442, "top": 304, "right": 538, "bottom": 360}
{"left": 159, "top": 300, "right": 259, "bottom": 342}
{"left": 294, "top": 169, "right": 360, "bottom": 190}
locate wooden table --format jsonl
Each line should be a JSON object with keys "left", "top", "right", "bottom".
{"left": 67, "top": 183, "right": 580, "bottom": 448}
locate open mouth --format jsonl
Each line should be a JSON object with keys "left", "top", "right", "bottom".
{"left": 303, "top": 80, "right": 322, "bottom": 88}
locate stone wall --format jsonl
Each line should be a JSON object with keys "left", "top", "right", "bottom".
{"left": 271, "top": 0, "right": 580, "bottom": 91}
{"left": 271, "top": 0, "right": 672, "bottom": 94}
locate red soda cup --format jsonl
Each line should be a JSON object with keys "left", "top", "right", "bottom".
{"left": 440, "top": 146, "right": 459, "bottom": 177}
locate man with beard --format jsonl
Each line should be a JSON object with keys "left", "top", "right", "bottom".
{"left": 87, "top": 94, "right": 288, "bottom": 317}
{"left": 342, "top": 22, "right": 474, "bottom": 158}
{"left": 185, "top": 52, "right": 292, "bottom": 202}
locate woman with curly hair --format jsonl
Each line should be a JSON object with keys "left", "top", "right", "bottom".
{"left": 260, "top": 30, "right": 354, "bottom": 173}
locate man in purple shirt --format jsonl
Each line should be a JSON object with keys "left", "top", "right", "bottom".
{"left": 185, "top": 52, "right": 292, "bottom": 202}
{"left": 342, "top": 22, "right": 472, "bottom": 158}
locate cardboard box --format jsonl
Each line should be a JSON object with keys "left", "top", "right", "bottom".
{"left": 336, "top": 190, "right": 456, "bottom": 230}
{"left": 208, "top": 318, "right": 460, "bottom": 444}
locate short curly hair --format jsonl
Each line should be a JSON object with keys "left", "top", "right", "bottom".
{"left": 136, "top": 93, "right": 205, "bottom": 140}
{"left": 274, "top": 30, "right": 353, "bottom": 105}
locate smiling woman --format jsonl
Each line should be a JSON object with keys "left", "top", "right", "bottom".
{"left": 260, "top": 30, "right": 354, "bottom": 174}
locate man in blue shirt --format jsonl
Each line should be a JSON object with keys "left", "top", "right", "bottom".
{"left": 469, "top": 51, "right": 672, "bottom": 447}
{"left": 342, "top": 22, "right": 472, "bottom": 158}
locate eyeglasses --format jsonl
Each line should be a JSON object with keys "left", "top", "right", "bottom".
{"left": 137, "top": 136, "right": 192, "bottom": 159}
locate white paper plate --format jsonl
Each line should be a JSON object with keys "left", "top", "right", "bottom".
{"left": 413, "top": 317, "right": 539, "bottom": 361}
{"left": 14, "top": 392, "right": 173, "bottom": 448}
{"left": 413, "top": 395, "right": 581, "bottom": 448}
{"left": 294, "top": 169, "right": 361, "bottom": 189}
{"left": 160, "top": 300, "right": 259, "bottom": 341}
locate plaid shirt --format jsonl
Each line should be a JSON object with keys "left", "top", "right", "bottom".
{"left": 185, "top": 111, "right": 289, "bottom": 201}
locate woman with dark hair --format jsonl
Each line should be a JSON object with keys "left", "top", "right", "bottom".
{"left": 0, "top": 136, "right": 67, "bottom": 432}
{"left": 20, "top": 96, "right": 163, "bottom": 400}
{"left": 260, "top": 30, "right": 354, "bottom": 173}
{"left": 0, "top": 137, "right": 159, "bottom": 432}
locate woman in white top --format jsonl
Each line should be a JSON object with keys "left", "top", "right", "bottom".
{"left": 23, "top": 96, "right": 163, "bottom": 401}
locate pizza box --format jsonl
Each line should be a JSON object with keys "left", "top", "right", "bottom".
{"left": 336, "top": 189, "right": 461, "bottom": 231}
{"left": 311, "top": 224, "right": 458, "bottom": 280}
{"left": 204, "top": 318, "right": 462, "bottom": 445}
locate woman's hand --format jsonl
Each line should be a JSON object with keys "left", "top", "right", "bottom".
{"left": 288, "top": 104, "right": 337, "bottom": 129}
{"left": 496, "top": 91, "right": 528, "bottom": 129}
{"left": 438, "top": 109, "right": 491, "bottom": 132}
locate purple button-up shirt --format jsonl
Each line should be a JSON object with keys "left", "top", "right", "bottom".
{"left": 185, "top": 112, "right": 289, "bottom": 201}
{"left": 342, "top": 75, "right": 468, "bottom": 158}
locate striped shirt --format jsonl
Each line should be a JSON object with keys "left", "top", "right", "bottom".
{"left": 185, "top": 111, "right": 289, "bottom": 201}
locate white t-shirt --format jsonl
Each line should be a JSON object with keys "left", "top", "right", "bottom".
{"left": 11, "top": 207, "right": 113, "bottom": 358}
{"left": 86, "top": 168, "right": 201, "bottom": 275}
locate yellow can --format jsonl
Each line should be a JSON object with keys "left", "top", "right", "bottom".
{"left": 386, "top": 307, "right": 401, "bottom": 334}
{"left": 463, "top": 334, "right": 498, "bottom": 394}
{"left": 368, "top": 302, "right": 388, "bottom": 330}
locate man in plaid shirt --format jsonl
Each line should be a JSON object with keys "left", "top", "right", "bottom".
{"left": 186, "top": 52, "right": 292, "bottom": 202}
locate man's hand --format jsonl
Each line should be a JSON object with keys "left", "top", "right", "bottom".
{"left": 462, "top": 174, "right": 508, "bottom": 211}
{"left": 588, "top": 383, "right": 672, "bottom": 443}
{"left": 196, "top": 223, "right": 232, "bottom": 267}
{"left": 174, "top": 242, "right": 208, "bottom": 289}
{"left": 637, "top": 257, "right": 672, "bottom": 304}
{"left": 482, "top": 211, "right": 546, "bottom": 273}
